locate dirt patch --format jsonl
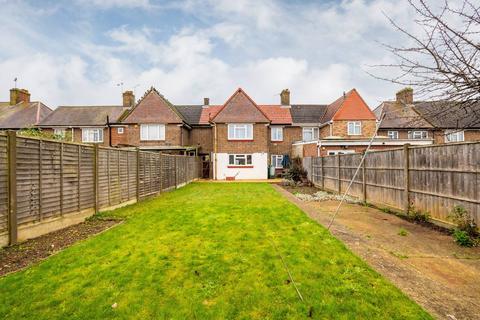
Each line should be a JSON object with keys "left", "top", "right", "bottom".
{"left": 0, "top": 218, "right": 121, "bottom": 277}
{"left": 274, "top": 184, "right": 480, "bottom": 320}
{"left": 277, "top": 183, "right": 318, "bottom": 195}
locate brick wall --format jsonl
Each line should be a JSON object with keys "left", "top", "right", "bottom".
{"left": 111, "top": 124, "right": 186, "bottom": 147}
{"left": 215, "top": 123, "right": 268, "bottom": 153}
{"left": 302, "top": 142, "right": 399, "bottom": 157}
{"left": 43, "top": 128, "right": 110, "bottom": 146}
{"left": 268, "top": 126, "right": 301, "bottom": 156}
{"left": 191, "top": 127, "right": 213, "bottom": 154}
{"left": 331, "top": 120, "right": 377, "bottom": 138}
{"left": 378, "top": 129, "right": 434, "bottom": 140}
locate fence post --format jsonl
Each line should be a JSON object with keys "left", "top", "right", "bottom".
{"left": 136, "top": 148, "right": 140, "bottom": 202}
{"left": 320, "top": 156, "right": 324, "bottom": 190}
{"left": 362, "top": 151, "right": 367, "bottom": 203}
{"left": 337, "top": 154, "right": 341, "bottom": 193}
{"left": 107, "top": 149, "right": 111, "bottom": 206}
{"left": 39, "top": 140, "right": 43, "bottom": 220}
{"left": 93, "top": 144, "right": 99, "bottom": 213}
{"left": 174, "top": 156, "right": 178, "bottom": 188}
{"left": 78, "top": 145, "right": 81, "bottom": 212}
{"left": 159, "top": 152, "right": 163, "bottom": 193}
{"left": 403, "top": 144, "right": 410, "bottom": 214}
{"left": 7, "top": 131, "right": 17, "bottom": 245}
{"left": 60, "top": 142, "right": 64, "bottom": 216}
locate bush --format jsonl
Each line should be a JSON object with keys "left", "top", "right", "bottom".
{"left": 17, "top": 127, "right": 71, "bottom": 141}
{"left": 407, "top": 205, "right": 430, "bottom": 223}
{"left": 448, "top": 206, "right": 478, "bottom": 247}
{"left": 284, "top": 157, "right": 307, "bottom": 183}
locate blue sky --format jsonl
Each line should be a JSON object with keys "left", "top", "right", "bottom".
{"left": 0, "top": 0, "right": 420, "bottom": 108}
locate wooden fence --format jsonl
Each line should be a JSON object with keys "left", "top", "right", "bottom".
{"left": 0, "top": 132, "right": 201, "bottom": 246}
{"left": 303, "top": 142, "right": 480, "bottom": 226}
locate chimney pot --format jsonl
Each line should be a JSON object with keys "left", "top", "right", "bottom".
{"left": 123, "top": 90, "right": 135, "bottom": 108}
{"left": 10, "top": 88, "right": 30, "bottom": 105}
{"left": 396, "top": 87, "right": 413, "bottom": 105}
{"left": 280, "top": 89, "right": 290, "bottom": 107}
{"left": 203, "top": 97, "right": 210, "bottom": 106}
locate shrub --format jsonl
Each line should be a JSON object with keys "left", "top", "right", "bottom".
{"left": 407, "top": 205, "right": 430, "bottom": 223}
{"left": 284, "top": 157, "right": 307, "bottom": 183}
{"left": 448, "top": 206, "right": 478, "bottom": 247}
{"left": 398, "top": 228, "right": 408, "bottom": 236}
{"left": 17, "top": 127, "right": 71, "bottom": 141}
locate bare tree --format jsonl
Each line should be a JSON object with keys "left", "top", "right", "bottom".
{"left": 372, "top": 0, "right": 480, "bottom": 128}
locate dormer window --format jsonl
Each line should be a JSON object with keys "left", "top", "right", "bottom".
{"left": 228, "top": 124, "right": 253, "bottom": 140}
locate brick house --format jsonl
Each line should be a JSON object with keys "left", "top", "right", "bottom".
{"left": 374, "top": 88, "right": 480, "bottom": 144}
{"left": 0, "top": 88, "right": 52, "bottom": 130}
{"left": 293, "top": 89, "right": 433, "bottom": 158}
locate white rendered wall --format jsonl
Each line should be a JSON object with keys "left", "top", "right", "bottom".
{"left": 215, "top": 153, "right": 268, "bottom": 180}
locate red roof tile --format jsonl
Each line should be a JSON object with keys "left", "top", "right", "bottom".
{"left": 257, "top": 105, "right": 292, "bottom": 124}
{"left": 198, "top": 105, "right": 223, "bottom": 124}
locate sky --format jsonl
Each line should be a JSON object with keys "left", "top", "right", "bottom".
{"left": 0, "top": 0, "right": 422, "bottom": 109}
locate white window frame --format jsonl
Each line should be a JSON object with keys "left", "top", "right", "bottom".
{"left": 53, "top": 128, "right": 66, "bottom": 138}
{"left": 82, "top": 128, "right": 103, "bottom": 143}
{"left": 445, "top": 130, "right": 464, "bottom": 143}
{"left": 388, "top": 130, "right": 399, "bottom": 139}
{"left": 140, "top": 124, "right": 165, "bottom": 141}
{"left": 117, "top": 127, "right": 124, "bottom": 134}
{"left": 347, "top": 121, "right": 362, "bottom": 135}
{"left": 302, "top": 127, "right": 319, "bottom": 141}
{"left": 408, "top": 130, "right": 428, "bottom": 139}
{"left": 271, "top": 155, "right": 284, "bottom": 168}
{"left": 228, "top": 154, "right": 253, "bottom": 166}
{"left": 270, "top": 126, "right": 283, "bottom": 141}
{"left": 228, "top": 124, "right": 253, "bottom": 140}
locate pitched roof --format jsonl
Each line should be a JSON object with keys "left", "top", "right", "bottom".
{"left": 290, "top": 105, "right": 327, "bottom": 124}
{"left": 174, "top": 105, "right": 203, "bottom": 125}
{"left": 257, "top": 105, "right": 292, "bottom": 124}
{"left": 120, "top": 87, "right": 185, "bottom": 124}
{"left": 414, "top": 101, "right": 480, "bottom": 129}
{"left": 38, "top": 105, "right": 126, "bottom": 126}
{"left": 212, "top": 88, "right": 270, "bottom": 123}
{"left": 0, "top": 101, "right": 52, "bottom": 129}
{"left": 331, "top": 89, "right": 376, "bottom": 120}
{"left": 374, "top": 102, "right": 433, "bottom": 129}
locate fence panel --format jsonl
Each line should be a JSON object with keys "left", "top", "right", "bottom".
{"left": 306, "top": 142, "right": 480, "bottom": 225}
{"left": 1, "top": 132, "right": 201, "bottom": 247}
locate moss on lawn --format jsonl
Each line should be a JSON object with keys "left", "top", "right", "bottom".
{"left": 0, "top": 183, "right": 431, "bottom": 319}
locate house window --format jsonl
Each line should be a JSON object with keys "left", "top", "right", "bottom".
{"left": 271, "top": 126, "right": 283, "bottom": 141}
{"left": 302, "top": 127, "right": 319, "bottom": 141}
{"left": 117, "top": 127, "right": 124, "bottom": 134}
{"left": 140, "top": 124, "right": 165, "bottom": 141}
{"left": 388, "top": 131, "right": 399, "bottom": 139}
{"left": 347, "top": 121, "right": 362, "bottom": 135}
{"left": 82, "top": 128, "right": 103, "bottom": 143}
{"left": 228, "top": 124, "right": 253, "bottom": 140}
{"left": 228, "top": 154, "right": 252, "bottom": 166}
{"left": 445, "top": 130, "right": 464, "bottom": 143}
{"left": 327, "top": 150, "right": 355, "bottom": 155}
{"left": 271, "top": 155, "right": 284, "bottom": 168}
{"left": 53, "top": 128, "right": 66, "bottom": 138}
{"left": 408, "top": 130, "right": 428, "bottom": 139}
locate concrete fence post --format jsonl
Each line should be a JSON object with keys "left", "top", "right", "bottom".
{"left": 7, "top": 131, "right": 17, "bottom": 245}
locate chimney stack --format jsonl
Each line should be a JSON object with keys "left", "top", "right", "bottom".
{"left": 280, "top": 89, "right": 290, "bottom": 107}
{"left": 396, "top": 87, "right": 413, "bottom": 105}
{"left": 10, "top": 88, "right": 30, "bottom": 105}
{"left": 123, "top": 90, "right": 135, "bottom": 108}
{"left": 203, "top": 97, "right": 210, "bottom": 108}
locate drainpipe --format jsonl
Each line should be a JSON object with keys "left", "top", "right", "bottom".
{"left": 213, "top": 123, "right": 218, "bottom": 180}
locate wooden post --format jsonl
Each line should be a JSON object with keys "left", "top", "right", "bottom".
{"left": 93, "top": 144, "right": 99, "bottom": 213}
{"left": 174, "top": 156, "right": 178, "bottom": 188}
{"left": 310, "top": 157, "right": 314, "bottom": 183}
{"left": 320, "top": 156, "right": 324, "bottom": 190}
{"left": 159, "top": 152, "right": 163, "bottom": 193}
{"left": 107, "top": 149, "right": 111, "bottom": 206}
{"left": 7, "top": 131, "right": 17, "bottom": 245}
{"left": 126, "top": 151, "right": 130, "bottom": 200}
{"left": 362, "top": 152, "right": 367, "bottom": 203}
{"left": 78, "top": 145, "right": 81, "bottom": 211}
{"left": 60, "top": 142, "right": 64, "bottom": 216}
{"left": 136, "top": 148, "right": 140, "bottom": 202}
{"left": 403, "top": 144, "right": 410, "bottom": 213}
{"left": 117, "top": 150, "right": 120, "bottom": 202}
{"left": 39, "top": 140, "right": 43, "bottom": 220}
{"left": 337, "top": 154, "right": 341, "bottom": 193}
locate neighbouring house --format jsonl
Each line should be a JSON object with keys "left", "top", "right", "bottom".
{"left": 374, "top": 88, "right": 480, "bottom": 144}
{"left": 112, "top": 87, "right": 196, "bottom": 154}
{"left": 293, "top": 89, "right": 433, "bottom": 158}
{"left": 37, "top": 91, "right": 132, "bottom": 146}
{"left": 0, "top": 88, "right": 52, "bottom": 130}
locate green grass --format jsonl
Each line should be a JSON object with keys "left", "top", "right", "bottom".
{"left": 0, "top": 183, "right": 431, "bottom": 319}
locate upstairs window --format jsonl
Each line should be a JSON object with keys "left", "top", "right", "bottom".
{"left": 388, "top": 130, "right": 399, "bottom": 139}
{"left": 445, "top": 130, "right": 464, "bottom": 142}
{"left": 271, "top": 126, "right": 283, "bottom": 141}
{"left": 228, "top": 124, "right": 253, "bottom": 140}
{"left": 117, "top": 127, "right": 124, "bottom": 134}
{"left": 347, "top": 121, "right": 362, "bottom": 135}
{"left": 228, "top": 154, "right": 252, "bottom": 166}
{"left": 82, "top": 128, "right": 103, "bottom": 143}
{"left": 302, "top": 127, "right": 319, "bottom": 141}
{"left": 408, "top": 130, "right": 428, "bottom": 139}
{"left": 140, "top": 124, "right": 165, "bottom": 141}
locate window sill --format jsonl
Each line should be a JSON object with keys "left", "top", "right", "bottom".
{"left": 227, "top": 165, "right": 254, "bottom": 168}
{"left": 140, "top": 140, "right": 166, "bottom": 142}
{"left": 271, "top": 140, "right": 283, "bottom": 142}
{"left": 227, "top": 139, "right": 254, "bottom": 142}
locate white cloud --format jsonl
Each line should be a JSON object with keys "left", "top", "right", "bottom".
{"left": 75, "top": 0, "right": 152, "bottom": 9}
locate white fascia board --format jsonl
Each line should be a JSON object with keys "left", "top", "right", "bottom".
{"left": 292, "top": 139, "right": 434, "bottom": 146}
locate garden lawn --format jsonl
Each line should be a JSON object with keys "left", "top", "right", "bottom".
{"left": 0, "top": 183, "right": 431, "bottom": 319}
